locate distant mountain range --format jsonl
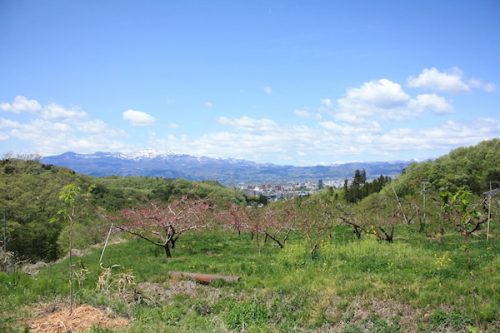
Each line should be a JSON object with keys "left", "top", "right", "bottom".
{"left": 41, "top": 151, "right": 412, "bottom": 185}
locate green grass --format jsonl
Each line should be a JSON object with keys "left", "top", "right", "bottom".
{"left": 1, "top": 224, "right": 499, "bottom": 332}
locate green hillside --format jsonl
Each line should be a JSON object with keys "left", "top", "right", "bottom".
{"left": 392, "top": 138, "right": 500, "bottom": 196}
{"left": 0, "top": 158, "right": 245, "bottom": 261}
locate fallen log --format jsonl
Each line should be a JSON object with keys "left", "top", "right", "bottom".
{"left": 169, "top": 271, "right": 240, "bottom": 285}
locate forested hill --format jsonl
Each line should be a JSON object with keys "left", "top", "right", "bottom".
{"left": 392, "top": 138, "right": 500, "bottom": 195}
{"left": 0, "top": 158, "right": 244, "bottom": 260}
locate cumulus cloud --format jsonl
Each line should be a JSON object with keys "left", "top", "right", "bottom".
{"left": 0, "top": 96, "right": 86, "bottom": 119}
{"left": 377, "top": 119, "right": 500, "bottom": 151}
{"left": 123, "top": 109, "right": 156, "bottom": 126}
{"left": 408, "top": 67, "right": 496, "bottom": 93}
{"left": 410, "top": 94, "right": 453, "bottom": 114}
{"left": 150, "top": 116, "right": 500, "bottom": 163}
{"left": 408, "top": 67, "right": 470, "bottom": 92}
{"left": 333, "top": 79, "right": 452, "bottom": 121}
{"left": 343, "top": 79, "right": 411, "bottom": 108}
{"left": 263, "top": 86, "right": 272, "bottom": 95}
{"left": 0, "top": 96, "right": 128, "bottom": 155}
{"left": 0, "top": 96, "right": 41, "bottom": 113}
{"left": 0, "top": 117, "right": 127, "bottom": 155}
{"left": 76, "top": 120, "right": 125, "bottom": 137}
{"left": 40, "top": 103, "right": 86, "bottom": 120}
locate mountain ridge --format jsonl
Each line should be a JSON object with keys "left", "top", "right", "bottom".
{"left": 41, "top": 151, "right": 411, "bottom": 185}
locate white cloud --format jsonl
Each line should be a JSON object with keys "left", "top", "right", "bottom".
{"left": 469, "top": 79, "right": 497, "bottom": 92}
{"left": 3, "top": 118, "right": 127, "bottom": 155}
{"left": 123, "top": 109, "right": 156, "bottom": 126}
{"left": 0, "top": 118, "right": 21, "bottom": 129}
{"left": 40, "top": 103, "right": 86, "bottom": 120}
{"left": 343, "top": 79, "right": 410, "bottom": 108}
{"left": 378, "top": 119, "right": 500, "bottom": 151}
{"left": 0, "top": 96, "right": 42, "bottom": 113}
{"left": 0, "top": 96, "right": 87, "bottom": 120}
{"left": 150, "top": 116, "right": 500, "bottom": 163}
{"left": 408, "top": 67, "right": 496, "bottom": 92}
{"left": 410, "top": 94, "right": 453, "bottom": 114}
{"left": 205, "top": 101, "right": 214, "bottom": 108}
{"left": 0, "top": 97, "right": 128, "bottom": 155}
{"left": 319, "top": 120, "right": 381, "bottom": 135}
{"left": 264, "top": 86, "right": 272, "bottom": 95}
{"left": 407, "top": 67, "right": 469, "bottom": 92}
{"left": 332, "top": 79, "right": 451, "bottom": 121}
{"left": 76, "top": 120, "right": 125, "bottom": 137}
{"left": 218, "top": 116, "right": 277, "bottom": 132}
{"left": 167, "top": 122, "right": 180, "bottom": 129}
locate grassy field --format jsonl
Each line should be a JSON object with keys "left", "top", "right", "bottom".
{"left": 1, "top": 224, "right": 499, "bottom": 332}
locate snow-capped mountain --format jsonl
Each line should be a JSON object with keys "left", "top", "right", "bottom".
{"left": 41, "top": 151, "right": 410, "bottom": 185}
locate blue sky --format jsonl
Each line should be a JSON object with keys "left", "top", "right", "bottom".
{"left": 1, "top": 0, "right": 499, "bottom": 165}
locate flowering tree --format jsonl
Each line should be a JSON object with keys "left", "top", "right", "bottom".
{"left": 217, "top": 203, "right": 253, "bottom": 236}
{"left": 296, "top": 196, "right": 335, "bottom": 258}
{"left": 217, "top": 202, "right": 297, "bottom": 248}
{"left": 116, "top": 197, "right": 212, "bottom": 259}
{"left": 260, "top": 202, "right": 297, "bottom": 248}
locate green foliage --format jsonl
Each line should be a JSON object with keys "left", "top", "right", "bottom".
{"left": 98, "top": 176, "right": 245, "bottom": 206}
{"left": 392, "top": 138, "right": 500, "bottom": 196}
{"left": 344, "top": 169, "right": 391, "bottom": 203}
{"left": 0, "top": 158, "right": 92, "bottom": 260}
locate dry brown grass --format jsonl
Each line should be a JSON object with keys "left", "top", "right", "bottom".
{"left": 28, "top": 303, "right": 129, "bottom": 333}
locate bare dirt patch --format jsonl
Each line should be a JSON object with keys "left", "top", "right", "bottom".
{"left": 27, "top": 303, "right": 129, "bottom": 333}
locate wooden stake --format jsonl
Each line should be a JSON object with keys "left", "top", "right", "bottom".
{"left": 391, "top": 185, "right": 409, "bottom": 224}
{"left": 487, "top": 182, "right": 491, "bottom": 241}
{"left": 100, "top": 223, "right": 114, "bottom": 264}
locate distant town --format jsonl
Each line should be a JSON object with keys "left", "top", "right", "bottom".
{"left": 235, "top": 179, "right": 346, "bottom": 201}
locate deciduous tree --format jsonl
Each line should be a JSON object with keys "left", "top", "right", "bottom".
{"left": 116, "top": 197, "right": 212, "bottom": 259}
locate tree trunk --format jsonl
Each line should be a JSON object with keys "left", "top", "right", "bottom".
{"left": 353, "top": 227, "right": 362, "bottom": 239}
{"left": 164, "top": 243, "right": 172, "bottom": 258}
{"left": 418, "top": 219, "right": 425, "bottom": 233}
